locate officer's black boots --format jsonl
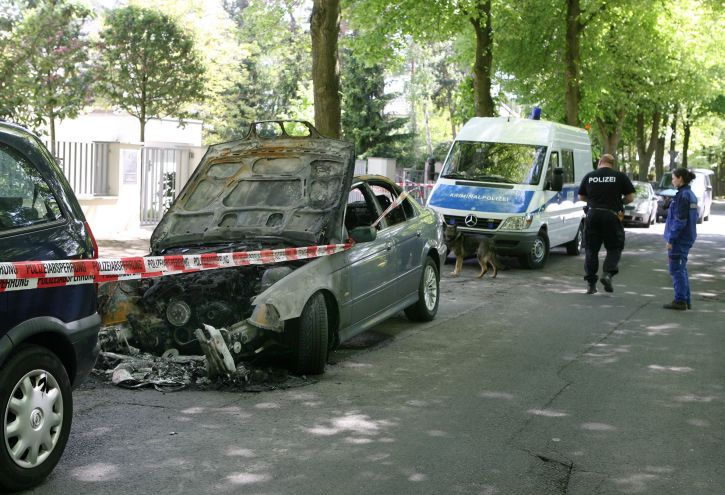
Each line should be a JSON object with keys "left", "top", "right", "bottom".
{"left": 586, "top": 283, "right": 597, "bottom": 294}
{"left": 600, "top": 273, "right": 613, "bottom": 293}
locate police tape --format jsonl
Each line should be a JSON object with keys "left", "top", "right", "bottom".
{"left": 0, "top": 242, "right": 353, "bottom": 293}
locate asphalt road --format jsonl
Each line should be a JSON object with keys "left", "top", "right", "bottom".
{"left": 28, "top": 202, "right": 725, "bottom": 495}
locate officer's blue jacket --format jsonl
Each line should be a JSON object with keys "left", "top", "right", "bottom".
{"left": 664, "top": 184, "right": 698, "bottom": 248}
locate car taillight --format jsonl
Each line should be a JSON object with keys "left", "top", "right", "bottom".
{"left": 84, "top": 221, "right": 99, "bottom": 259}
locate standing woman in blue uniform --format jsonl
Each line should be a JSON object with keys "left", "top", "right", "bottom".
{"left": 663, "top": 168, "right": 698, "bottom": 310}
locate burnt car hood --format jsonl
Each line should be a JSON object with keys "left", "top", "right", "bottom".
{"left": 151, "top": 121, "right": 355, "bottom": 253}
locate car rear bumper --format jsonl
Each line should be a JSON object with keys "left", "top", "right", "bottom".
{"left": 69, "top": 312, "right": 102, "bottom": 387}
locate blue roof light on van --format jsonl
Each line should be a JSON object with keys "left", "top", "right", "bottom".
{"left": 529, "top": 107, "right": 541, "bottom": 120}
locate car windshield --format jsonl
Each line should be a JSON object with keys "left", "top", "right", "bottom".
{"left": 634, "top": 184, "right": 650, "bottom": 198}
{"left": 659, "top": 173, "right": 673, "bottom": 189}
{"left": 440, "top": 141, "right": 547, "bottom": 185}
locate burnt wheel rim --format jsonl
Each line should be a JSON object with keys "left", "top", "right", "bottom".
{"left": 423, "top": 264, "right": 438, "bottom": 311}
{"left": 4, "top": 370, "right": 63, "bottom": 468}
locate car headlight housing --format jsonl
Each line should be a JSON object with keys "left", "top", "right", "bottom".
{"left": 249, "top": 303, "right": 283, "bottom": 332}
{"left": 499, "top": 214, "right": 533, "bottom": 231}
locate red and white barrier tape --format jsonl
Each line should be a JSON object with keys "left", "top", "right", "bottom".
{"left": 0, "top": 242, "right": 353, "bottom": 293}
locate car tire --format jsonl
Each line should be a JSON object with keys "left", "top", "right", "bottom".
{"left": 291, "top": 292, "right": 328, "bottom": 375}
{"left": 405, "top": 256, "right": 440, "bottom": 322}
{"left": 565, "top": 222, "right": 583, "bottom": 255}
{"left": 519, "top": 232, "right": 549, "bottom": 269}
{"left": 0, "top": 346, "right": 72, "bottom": 493}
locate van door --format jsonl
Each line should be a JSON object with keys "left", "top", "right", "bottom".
{"left": 558, "top": 149, "right": 582, "bottom": 241}
{"left": 543, "top": 150, "right": 568, "bottom": 246}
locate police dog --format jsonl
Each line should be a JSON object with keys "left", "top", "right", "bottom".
{"left": 444, "top": 224, "right": 499, "bottom": 278}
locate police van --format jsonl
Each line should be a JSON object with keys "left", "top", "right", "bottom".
{"left": 427, "top": 116, "right": 592, "bottom": 268}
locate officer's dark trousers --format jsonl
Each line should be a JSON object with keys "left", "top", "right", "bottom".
{"left": 584, "top": 209, "right": 625, "bottom": 283}
{"left": 668, "top": 242, "right": 692, "bottom": 304}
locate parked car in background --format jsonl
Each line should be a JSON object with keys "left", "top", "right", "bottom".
{"left": 623, "top": 181, "right": 658, "bottom": 227}
{"left": 126, "top": 121, "right": 446, "bottom": 375}
{"left": 656, "top": 168, "right": 714, "bottom": 223}
{"left": 0, "top": 121, "right": 100, "bottom": 492}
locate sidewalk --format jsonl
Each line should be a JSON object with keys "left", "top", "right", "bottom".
{"left": 96, "top": 228, "right": 152, "bottom": 258}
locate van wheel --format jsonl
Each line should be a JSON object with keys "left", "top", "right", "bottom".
{"left": 565, "top": 223, "right": 583, "bottom": 255}
{"left": 520, "top": 232, "right": 548, "bottom": 269}
{"left": 0, "top": 346, "right": 72, "bottom": 493}
{"left": 405, "top": 256, "right": 440, "bottom": 322}
{"left": 290, "top": 292, "right": 328, "bottom": 375}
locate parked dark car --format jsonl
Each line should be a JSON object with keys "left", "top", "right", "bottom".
{"left": 0, "top": 121, "right": 100, "bottom": 492}
{"left": 125, "top": 121, "right": 446, "bottom": 375}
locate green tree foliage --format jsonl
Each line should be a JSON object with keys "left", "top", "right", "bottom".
{"left": 222, "top": 0, "right": 312, "bottom": 138}
{"left": 95, "top": 6, "right": 206, "bottom": 142}
{"left": 345, "top": 0, "right": 496, "bottom": 118}
{"left": 1, "top": 1, "right": 92, "bottom": 155}
{"left": 341, "top": 48, "right": 410, "bottom": 160}
{"left": 132, "top": 0, "right": 247, "bottom": 143}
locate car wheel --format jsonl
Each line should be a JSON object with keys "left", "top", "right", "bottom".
{"left": 291, "top": 292, "right": 328, "bottom": 375}
{"left": 0, "top": 346, "right": 72, "bottom": 493}
{"left": 565, "top": 222, "right": 583, "bottom": 255}
{"left": 405, "top": 256, "right": 440, "bottom": 322}
{"left": 519, "top": 232, "right": 548, "bottom": 269}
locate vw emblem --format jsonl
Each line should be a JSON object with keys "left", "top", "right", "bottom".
{"left": 464, "top": 214, "right": 478, "bottom": 227}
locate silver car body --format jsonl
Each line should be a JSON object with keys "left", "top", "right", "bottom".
{"left": 250, "top": 175, "right": 447, "bottom": 344}
{"left": 624, "top": 181, "right": 658, "bottom": 227}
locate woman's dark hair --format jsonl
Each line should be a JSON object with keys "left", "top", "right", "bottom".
{"left": 672, "top": 167, "right": 696, "bottom": 185}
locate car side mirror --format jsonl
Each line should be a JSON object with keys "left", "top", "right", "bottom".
{"left": 550, "top": 168, "right": 564, "bottom": 192}
{"left": 349, "top": 226, "right": 377, "bottom": 243}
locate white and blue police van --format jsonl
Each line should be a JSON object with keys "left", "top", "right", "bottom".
{"left": 427, "top": 116, "right": 592, "bottom": 268}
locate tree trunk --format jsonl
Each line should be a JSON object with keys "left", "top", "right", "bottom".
{"left": 423, "top": 99, "right": 433, "bottom": 156}
{"left": 635, "top": 108, "right": 660, "bottom": 181}
{"left": 409, "top": 57, "right": 418, "bottom": 160}
{"left": 564, "top": 0, "right": 581, "bottom": 126}
{"left": 469, "top": 0, "right": 494, "bottom": 117}
{"left": 596, "top": 108, "right": 626, "bottom": 160}
{"left": 654, "top": 112, "right": 667, "bottom": 181}
{"left": 311, "top": 0, "right": 341, "bottom": 139}
{"left": 48, "top": 112, "right": 56, "bottom": 157}
{"left": 668, "top": 104, "right": 678, "bottom": 170}
{"left": 682, "top": 108, "right": 691, "bottom": 169}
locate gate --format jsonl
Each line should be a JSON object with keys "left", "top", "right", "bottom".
{"left": 140, "top": 147, "right": 183, "bottom": 225}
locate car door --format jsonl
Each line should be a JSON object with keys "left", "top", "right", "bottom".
{"left": 342, "top": 182, "right": 397, "bottom": 326}
{"left": 368, "top": 181, "right": 424, "bottom": 299}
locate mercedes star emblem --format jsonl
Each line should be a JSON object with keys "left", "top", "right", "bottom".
{"left": 464, "top": 214, "right": 478, "bottom": 227}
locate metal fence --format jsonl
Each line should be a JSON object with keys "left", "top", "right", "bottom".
{"left": 140, "top": 147, "right": 183, "bottom": 225}
{"left": 48, "top": 141, "right": 110, "bottom": 196}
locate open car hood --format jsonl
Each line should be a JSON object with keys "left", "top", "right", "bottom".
{"left": 151, "top": 121, "right": 355, "bottom": 253}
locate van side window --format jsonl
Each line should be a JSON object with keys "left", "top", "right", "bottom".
{"left": 561, "top": 150, "right": 574, "bottom": 182}
{"left": 0, "top": 144, "right": 63, "bottom": 232}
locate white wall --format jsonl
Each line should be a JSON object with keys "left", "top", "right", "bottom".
{"left": 52, "top": 109, "right": 203, "bottom": 146}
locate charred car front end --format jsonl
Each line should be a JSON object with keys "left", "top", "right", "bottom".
{"left": 123, "top": 121, "right": 446, "bottom": 375}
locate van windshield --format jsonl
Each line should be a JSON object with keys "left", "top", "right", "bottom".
{"left": 440, "top": 141, "right": 548, "bottom": 185}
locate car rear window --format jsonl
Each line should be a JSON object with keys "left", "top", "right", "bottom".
{"left": 0, "top": 143, "right": 63, "bottom": 232}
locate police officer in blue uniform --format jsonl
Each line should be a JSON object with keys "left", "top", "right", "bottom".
{"left": 663, "top": 168, "right": 698, "bottom": 310}
{"left": 577, "top": 154, "right": 635, "bottom": 294}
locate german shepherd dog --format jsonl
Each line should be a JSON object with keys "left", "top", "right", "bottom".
{"left": 444, "top": 224, "right": 499, "bottom": 278}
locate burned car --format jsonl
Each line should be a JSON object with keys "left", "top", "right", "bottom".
{"left": 125, "top": 121, "right": 446, "bottom": 375}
